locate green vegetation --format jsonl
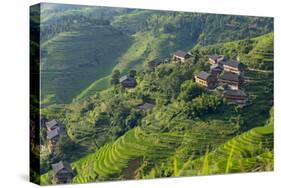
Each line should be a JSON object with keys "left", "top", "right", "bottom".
{"left": 39, "top": 5, "right": 273, "bottom": 105}
{"left": 36, "top": 4, "right": 274, "bottom": 185}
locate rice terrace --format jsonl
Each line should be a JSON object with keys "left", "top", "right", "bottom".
{"left": 30, "top": 3, "right": 274, "bottom": 185}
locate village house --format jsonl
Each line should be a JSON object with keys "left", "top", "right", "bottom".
{"left": 148, "top": 59, "right": 162, "bottom": 69}
{"left": 194, "top": 71, "right": 218, "bottom": 89}
{"left": 47, "top": 124, "right": 66, "bottom": 149}
{"left": 219, "top": 71, "right": 244, "bottom": 90}
{"left": 208, "top": 55, "right": 225, "bottom": 65}
{"left": 223, "top": 60, "right": 245, "bottom": 75}
{"left": 52, "top": 161, "right": 75, "bottom": 184}
{"left": 173, "top": 50, "right": 192, "bottom": 62}
{"left": 210, "top": 64, "right": 223, "bottom": 77}
{"left": 47, "top": 128, "right": 60, "bottom": 151}
{"left": 223, "top": 89, "right": 247, "bottom": 104}
{"left": 46, "top": 119, "right": 60, "bottom": 132}
{"left": 138, "top": 102, "right": 155, "bottom": 112}
{"left": 119, "top": 75, "right": 137, "bottom": 88}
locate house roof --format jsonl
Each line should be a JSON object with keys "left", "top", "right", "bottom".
{"left": 119, "top": 75, "right": 135, "bottom": 83}
{"left": 223, "top": 60, "right": 242, "bottom": 68}
{"left": 210, "top": 64, "right": 222, "bottom": 70}
{"left": 174, "top": 51, "right": 188, "bottom": 58}
{"left": 224, "top": 89, "right": 247, "bottom": 97}
{"left": 47, "top": 128, "right": 60, "bottom": 140}
{"left": 196, "top": 71, "right": 210, "bottom": 80}
{"left": 149, "top": 59, "right": 162, "bottom": 66}
{"left": 138, "top": 103, "right": 155, "bottom": 111}
{"left": 52, "top": 161, "right": 73, "bottom": 175}
{"left": 209, "top": 54, "right": 224, "bottom": 61}
{"left": 220, "top": 72, "right": 241, "bottom": 82}
{"left": 46, "top": 119, "right": 58, "bottom": 129}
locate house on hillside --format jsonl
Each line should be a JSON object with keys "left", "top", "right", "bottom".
{"left": 223, "top": 60, "right": 246, "bottom": 75}
{"left": 138, "top": 102, "right": 155, "bottom": 112}
{"left": 219, "top": 72, "right": 244, "bottom": 90}
{"left": 210, "top": 64, "right": 223, "bottom": 77}
{"left": 194, "top": 71, "right": 217, "bottom": 89}
{"left": 52, "top": 161, "right": 75, "bottom": 184}
{"left": 148, "top": 59, "right": 162, "bottom": 69}
{"left": 46, "top": 119, "right": 60, "bottom": 132}
{"left": 46, "top": 126, "right": 66, "bottom": 151}
{"left": 208, "top": 55, "right": 225, "bottom": 65}
{"left": 223, "top": 89, "right": 247, "bottom": 104}
{"left": 119, "top": 75, "right": 137, "bottom": 88}
{"left": 173, "top": 51, "right": 192, "bottom": 62}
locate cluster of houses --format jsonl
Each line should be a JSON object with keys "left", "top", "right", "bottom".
{"left": 194, "top": 55, "right": 247, "bottom": 104}
{"left": 117, "top": 49, "right": 249, "bottom": 105}
{"left": 45, "top": 119, "right": 66, "bottom": 152}
{"left": 51, "top": 161, "right": 75, "bottom": 184}
{"left": 41, "top": 118, "right": 74, "bottom": 184}
{"left": 119, "top": 50, "right": 194, "bottom": 89}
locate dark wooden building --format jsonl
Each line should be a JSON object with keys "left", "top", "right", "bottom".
{"left": 210, "top": 64, "right": 223, "bottom": 77}
{"left": 119, "top": 75, "right": 137, "bottom": 88}
{"left": 219, "top": 72, "right": 244, "bottom": 90}
{"left": 223, "top": 60, "right": 245, "bottom": 75}
{"left": 148, "top": 59, "right": 162, "bottom": 69}
{"left": 223, "top": 89, "right": 247, "bottom": 104}
{"left": 173, "top": 51, "right": 192, "bottom": 62}
{"left": 46, "top": 119, "right": 60, "bottom": 132}
{"left": 208, "top": 55, "right": 225, "bottom": 65}
{"left": 52, "top": 161, "right": 75, "bottom": 184}
{"left": 195, "top": 71, "right": 217, "bottom": 89}
{"left": 47, "top": 128, "right": 60, "bottom": 151}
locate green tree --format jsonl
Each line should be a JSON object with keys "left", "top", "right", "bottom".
{"left": 110, "top": 69, "right": 120, "bottom": 85}
{"left": 129, "top": 69, "right": 137, "bottom": 78}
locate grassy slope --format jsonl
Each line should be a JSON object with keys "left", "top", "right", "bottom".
{"left": 41, "top": 26, "right": 132, "bottom": 104}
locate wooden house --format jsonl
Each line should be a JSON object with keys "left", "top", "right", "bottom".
{"left": 195, "top": 71, "right": 217, "bottom": 89}
{"left": 210, "top": 64, "right": 223, "bottom": 77}
{"left": 219, "top": 72, "right": 244, "bottom": 90}
{"left": 223, "top": 60, "right": 245, "bottom": 75}
{"left": 173, "top": 51, "right": 192, "bottom": 62}
{"left": 223, "top": 89, "right": 247, "bottom": 104}
{"left": 148, "top": 59, "right": 162, "bottom": 69}
{"left": 52, "top": 161, "right": 74, "bottom": 184}
{"left": 119, "top": 75, "right": 137, "bottom": 88}
{"left": 138, "top": 103, "right": 155, "bottom": 112}
{"left": 208, "top": 55, "right": 225, "bottom": 65}
{"left": 46, "top": 119, "right": 60, "bottom": 132}
{"left": 47, "top": 127, "right": 66, "bottom": 151}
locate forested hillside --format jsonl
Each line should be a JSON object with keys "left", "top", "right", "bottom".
{"left": 37, "top": 4, "right": 273, "bottom": 105}
{"left": 34, "top": 3, "right": 274, "bottom": 185}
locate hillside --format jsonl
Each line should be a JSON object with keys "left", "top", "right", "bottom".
{"left": 39, "top": 30, "right": 273, "bottom": 185}
{"left": 34, "top": 4, "right": 274, "bottom": 185}
{"left": 38, "top": 4, "right": 273, "bottom": 105}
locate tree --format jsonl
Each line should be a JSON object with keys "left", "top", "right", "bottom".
{"left": 110, "top": 69, "right": 120, "bottom": 85}
{"left": 129, "top": 69, "right": 137, "bottom": 78}
{"left": 179, "top": 80, "right": 203, "bottom": 102}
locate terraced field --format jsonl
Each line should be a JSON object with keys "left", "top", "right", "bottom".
{"left": 179, "top": 125, "right": 273, "bottom": 176}
{"left": 41, "top": 25, "right": 132, "bottom": 104}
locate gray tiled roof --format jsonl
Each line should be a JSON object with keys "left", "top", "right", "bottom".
{"left": 208, "top": 54, "right": 224, "bottom": 61}
{"left": 224, "top": 89, "right": 247, "bottom": 97}
{"left": 119, "top": 75, "right": 135, "bottom": 83}
{"left": 52, "top": 161, "right": 73, "bottom": 175}
{"left": 174, "top": 50, "right": 188, "bottom": 58}
{"left": 223, "top": 60, "right": 242, "bottom": 68}
{"left": 196, "top": 71, "right": 210, "bottom": 80}
{"left": 149, "top": 59, "right": 162, "bottom": 66}
{"left": 46, "top": 119, "right": 58, "bottom": 129}
{"left": 138, "top": 103, "right": 155, "bottom": 110}
{"left": 47, "top": 128, "right": 60, "bottom": 139}
{"left": 220, "top": 72, "right": 241, "bottom": 82}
